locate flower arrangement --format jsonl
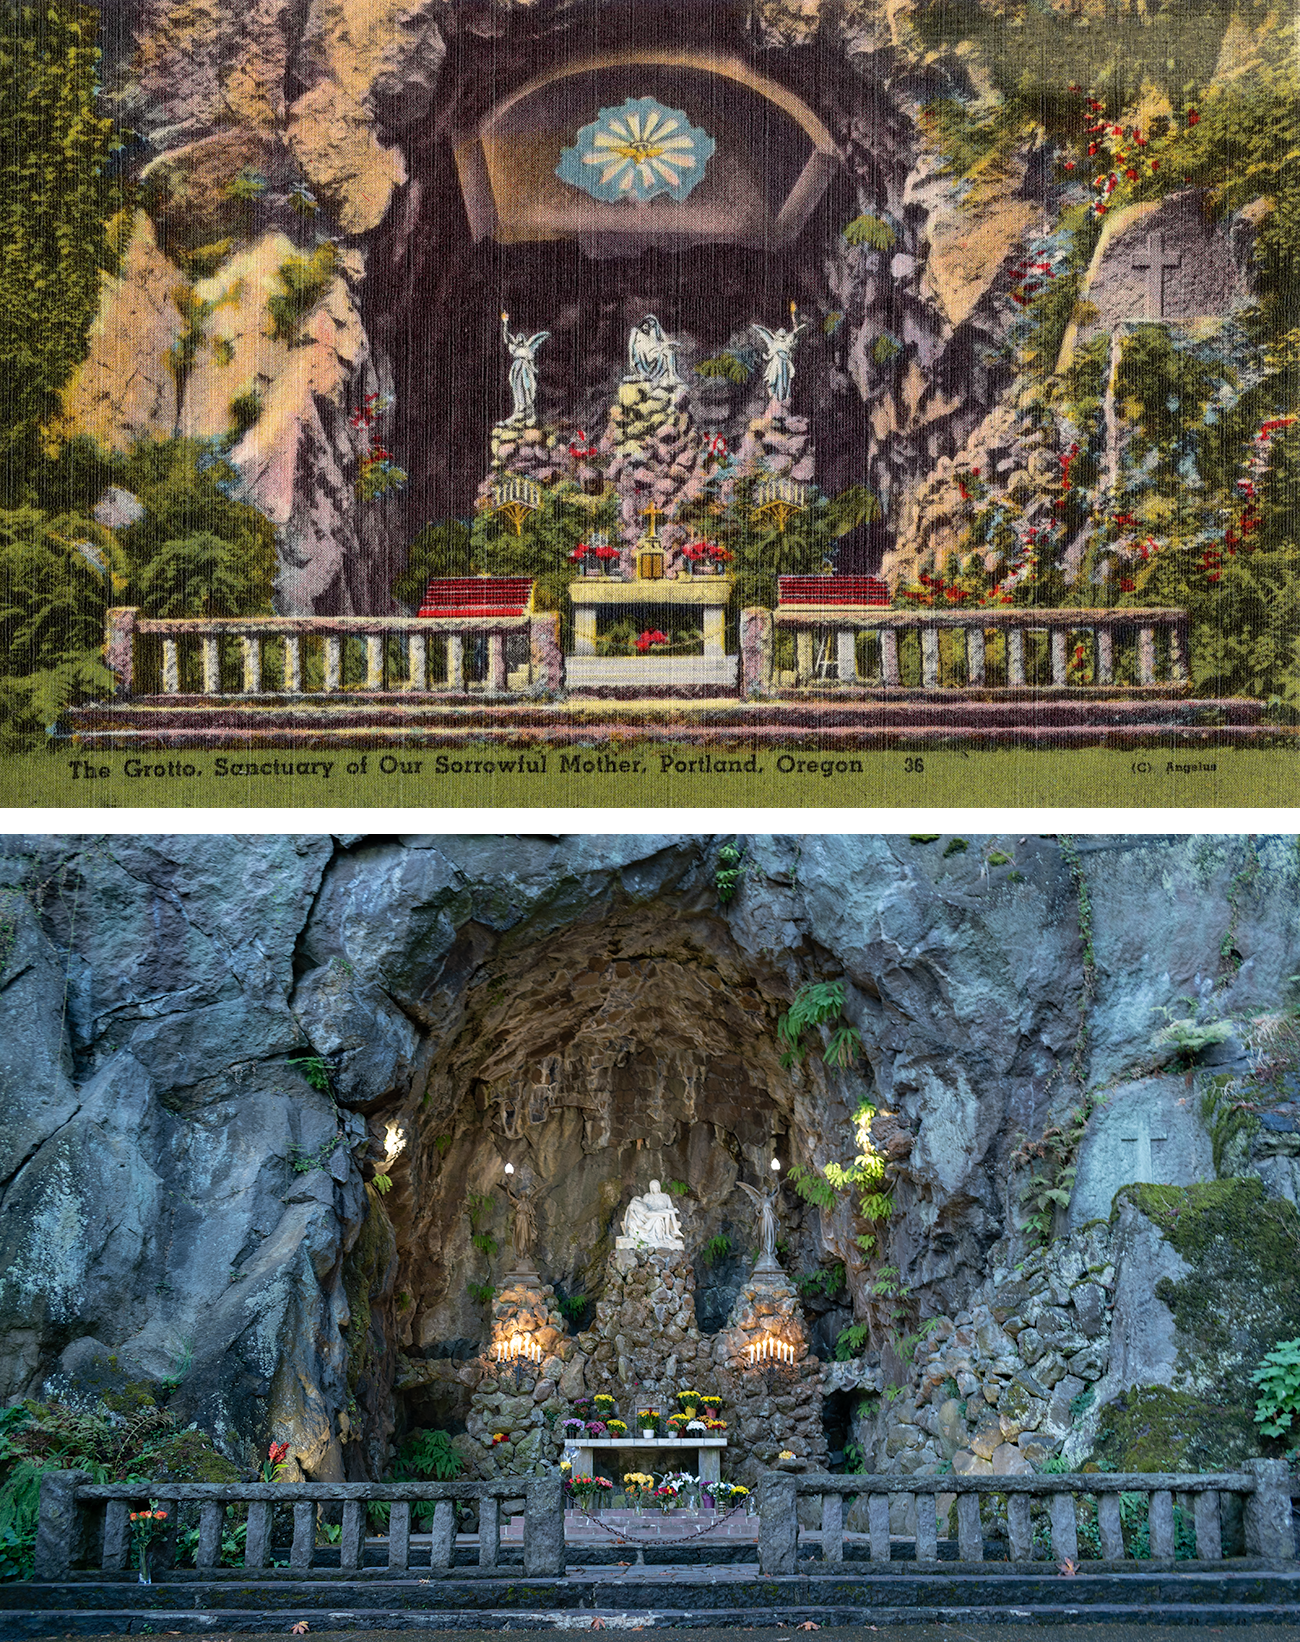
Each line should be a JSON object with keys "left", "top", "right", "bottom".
{"left": 568, "top": 1474, "right": 613, "bottom": 1506}
{"left": 570, "top": 542, "right": 622, "bottom": 576}
{"left": 675, "top": 1389, "right": 699, "bottom": 1414}
{"left": 592, "top": 1394, "right": 616, "bottom": 1415}
{"left": 778, "top": 1449, "right": 797, "bottom": 1460}
{"left": 634, "top": 629, "right": 668, "bottom": 653}
{"left": 571, "top": 1396, "right": 595, "bottom": 1421}
{"left": 704, "top": 1418, "right": 727, "bottom": 1433}
{"left": 685, "top": 1418, "right": 707, "bottom": 1435}
{"left": 605, "top": 1419, "right": 628, "bottom": 1437}
{"left": 698, "top": 1395, "right": 723, "bottom": 1414}
{"left": 129, "top": 1506, "right": 169, "bottom": 1583}
{"left": 260, "top": 1441, "right": 290, "bottom": 1482}
{"left": 651, "top": 1483, "right": 679, "bottom": 1513}
{"left": 585, "top": 1420, "right": 608, "bottom": 1438}
{"left": 666, "top": 1413, "right": 691, "bottom": 1434}
{"left": 561, "top": 1417, "right": 586, "bottom": 1437}
{"left": 492, "top": 1432, "right": 510, "bottom": 1446}
{"left": 637, "top": 1408, "right": 660, "bottom": 1435}
{"left": 713, "top": 1482, "right": 750, "bottom": 1507}
{"left": 623, "top": 1471, "right": 655, "bottom": 1504}
{"left": 681, "top": 542, "right": 732, "bottom": 565}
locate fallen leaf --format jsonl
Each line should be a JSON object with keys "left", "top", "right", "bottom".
{"left": 1058, "top": 1558, "right": 1078, "bottom": 1577}
{"left": 290, "top": 1623, "right": 309, "bottom": 1635}
{"left": 798, "top": 1626, "right": 821, "bottom": 1632}
{"left": 590, "top": 1621, "right": 605, "bottom": 1631}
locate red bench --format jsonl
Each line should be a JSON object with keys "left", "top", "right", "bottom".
{"left": 419, "top": 577, "right": 535, "bottom": 619}
{"left": 777, "top": 576, "right": 890, "bottom": 607}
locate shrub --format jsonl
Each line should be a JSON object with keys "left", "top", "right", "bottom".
{"left": 267, "top": 246, "right": 338, "bottom": 345}
{"left": 1252, "top": 1338, "right": 1300, "bottom": 1439}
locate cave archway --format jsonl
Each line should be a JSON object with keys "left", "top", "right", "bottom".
{"left": 364, "top": 2, "right": 913, "bottom": 566}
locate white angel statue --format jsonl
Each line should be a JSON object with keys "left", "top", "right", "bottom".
{"left": 501, "top": 311, "right": 550, "bottom": 425}
{"left": 751, "top": 307, "right": 807, "bottom": 406}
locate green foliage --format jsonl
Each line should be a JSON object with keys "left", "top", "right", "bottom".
{"left": 287, "top": 1053, "right": 332, "bottom": 1096}
{"left": 395, "top": 1428, "right": 463, "bottom": 1481}
{"left": 432, "top": 1135, "right": 453, "bottom": 1158}
{"left": 694, "top": 352, "right": 752, "bottom": 383}
{"left": 471, "top": 1230, "right": 498, "bottom": 1257}
{"left": 1200, "top": 1074, "right": 1260, "bottom": 1175}
{"left": 0, "top": 1, "right": 122, "bottom": 478}
{"left": 466, "top": 1280, "right": 494, "bottom": 1306}
{"left": 267, "top": 245, "right": 338, "bottom": 345}
{"left": 787, "top": 1164, "right": 837, "bottom": 1212}
{"left": 778, "top": 979, "right": 863, "bottom": 1069}
{"left": 795, "top": 1263, "right": 846, "bottom": 1302}
{"left": 842, "top": 214, "right": 895, "bottom": 251}
{"left": 371, "top": 1171, "right": 393, "bottom": 1195}
{"left": 942, "top": 838, "right": 968, "bottom": 858}
{"left": 665, "top": 1179, "right": 689, "bottom": 1197}
{"left": 715, "top": 842, "right": 744, "bottom": 905}
{"left": 834, "top": 1322, "right": 869, "bottom": 1360}
{"left": 871, "top": 334, "right": 902, "bottom": 366}
{"left": 228, "top": 390, "right": 262, "bottom": 438}
{"left": 1012, "top": 1094, "right": 1100, "bottom": 1244}
{"left": 466, "top": 1192, "right": 493, "bottom": 1229}
{"left": 1152, "top": 999, "right": 1234, "bottom": 1069}
{"left": 0, "top": 507, "right": 119, "bottom": 708}
{"left": 702, "top": 1233, "right": 733, "bottom": 1266}
{"left": 226, "top": 167, "right": 267, "bottom": 202}
{"left": 1251, "top": 1338, "right": 1300, "bottom": 1439}
{"left": 393, "top": 520, "right": 473, "bottom": 607}
{"left": 556, "top": 1293, "right": 590, "bottom": 1328}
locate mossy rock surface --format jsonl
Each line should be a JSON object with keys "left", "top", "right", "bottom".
{"left": 1122, "top": 1177, "right": 1300, "bottom": 1404}
{"left": 1091, "top": 1384, "right": 1260, "bottom": 1473}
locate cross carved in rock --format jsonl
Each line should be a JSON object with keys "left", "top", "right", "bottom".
{"left": 1119, "top": 1112, "right": 1170, "bottom": 1181}
{"left": 1131, "top": 230, "right": 1181, "bottom": 320}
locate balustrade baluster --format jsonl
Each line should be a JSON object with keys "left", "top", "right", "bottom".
{"left": 1048, "top": 1491, "right": 1078, "bottom": 1564}
{"left": 880, "top": 628, "right": 899, "bottom": 688}
{"left": 1149, "top": 1488, "right": 1175, "bottom": 1558}
{"left": 101, "top": 1500, "right": 130, "bottom": 1572}
{"left": 921, "top": 626, "right": 940, "bottom": 690}
{"left": 1007, "top": 629, "right": 1026, "bottom": 687}
{"left": 1169, "top": 620, "right": 1187, "bottom": 683}
{"left": 340, "top": 1499, "right": 365, "bottom": 1569}
{"left": 1050, "top": 627, "right": 1068, "bottom": 686}
{"left": 1007, "top": 1493, "right": 1032, "bottom": 1561}
{"left": 408, "top": 632, "right": 427, "bottom": 691}
{"left": 1193, "top": 1489, "right": 1221, "bottom": 1560}
{"left": 796, "top": 629, "right": 814, "bottom": 685}
{"left": 1138, "top": 625, "right": 1156, "bottom": 685}
{"left": 956, "top": 1492, "right": 983, "bottom": 1561}
{"left": 429, "top": 1500, "right": 455, "bottom": 1570}
{"left": 1097, "top": 626, "right": 1114, "bottom": 685}
{"left": 285, "top": 636, "right": 302, "bottom": 694}
{"left": 836, "top": 629, "right": 856, "bottom": 684}
{"left": 196, "top": 1500, "right": 223, "bottom": 1569}
{"left": 291, "top": 1501, "right": 315, "bottom": 1571}
{"left": 488, "top": 632, "right": 508, "bottom": 692}
{"left": 1097, "top": 1492, "right": 1125, "bottom": 1560}
{"left": 244, "top": 1499, "right": 272, "bottom": 1568}
{"left": 202, "top": 636, "right": 220, "bottom": 694}
{"left": 324, "top": 636, "right": 342, "bottom": 693}
{"left": 388, "top": 1500, "right": 411, "bottom": 1569}
{"left": 867, "top": 1492, "right": 890, "bottom": 1562}
{"left": 479, "top": 1496, "right": 499, "bottom": 1568}
{"left": 241, "top": 633, "right": 262, "bottom": 694}
{"left": 967, "top": 626, "right": 986, "bottom": 687}
{"left": 820, "top": 1491, "right": 843, "bottom": 1564}
{"left": 162, "top": 638, "right": 179, "bottom": 695}
{"left": 447, "top": 633, "right": 464, "bottom": 690}
{"left": 365, "top": 634, "right": 385, "bottom": 690}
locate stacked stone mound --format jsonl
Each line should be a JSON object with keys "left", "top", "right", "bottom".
{"left": 481, "top": 423, "right": 569, "bottom": 488}
{"left": 465, "top": 1279, "right": 575, "bottom": 1480}
{"left": 735, "top": 406, "right": 815, "bottom": 485}
{"left": 574, "top": 1248, "right": 706, "bottom": 1396}
{"left": 710, "top": 1271, "right": 827, "bottom": 1483}
{"left": 602, "top": 382, "right": 708, "bottom": 543}
{"left": 869, "top": 1222, "right": 1115, "bottom": 1480}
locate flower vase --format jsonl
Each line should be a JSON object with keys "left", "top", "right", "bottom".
{"left": 137, "top": 1546, "right": 151, "bottom": 1586}
{"left": 641, "top": 1427, "right": 654, "bottom": 1439}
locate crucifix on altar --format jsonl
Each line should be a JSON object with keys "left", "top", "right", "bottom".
{"left": 1131, "top": 231, "right": 1181, "bottom": 320}
{"left": 637, "top": 500, "right": 666, "bottom": 580}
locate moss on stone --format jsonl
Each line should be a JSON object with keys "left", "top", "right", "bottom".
{"left": 1091, "top": 1384, "right": 1260, "bottom": 1473}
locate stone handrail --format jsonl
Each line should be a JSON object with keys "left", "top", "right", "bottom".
{"left": 103, "top": 609, "right": 564, "bottom": 698}
{"left": 756, "top": 1461, "right": 1293, "bottom": 1574}
{"left": 742, "top": 606, "right": 1190, "bottom": 691}
{"left": 34, "top": 1473, "right": 564, "bottom": 1580}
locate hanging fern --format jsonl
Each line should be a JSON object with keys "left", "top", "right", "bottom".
{"left": 842, "top": 214, "right": 896, "bottom": 250}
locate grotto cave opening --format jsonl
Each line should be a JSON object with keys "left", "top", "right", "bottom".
{"left": 363, "top": 2, "right": 911, "bottom": 573}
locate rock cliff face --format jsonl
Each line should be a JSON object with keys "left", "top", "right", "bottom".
{"left": 1, "top": 834, "right": 1296, "bottom": 1483}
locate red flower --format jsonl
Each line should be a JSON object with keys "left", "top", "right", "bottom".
{"left": 634, "top": 629, "right": 668, "bottom": 653}
{"left": 1088, "top": 143, "right": 1098, "bottom": 156}
{"left": 1149, "top": 159, "right": 1159, "bottom": 171}
{"left": 269, "top": 1442, "right": 290, "bottom": 1467}
{"left": 1063, "top": 160, "right": 1076, "bottom": 170}
{"left": 1187, "top": 109, "right": 1200, "bottom": 125}
{"left": 1125, "top": 168, "right": 1139, "bottom": 181}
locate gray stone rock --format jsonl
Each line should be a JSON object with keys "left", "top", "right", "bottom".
{"left": 1069, "top": 1075, "right": 1215, "bottom": 1229}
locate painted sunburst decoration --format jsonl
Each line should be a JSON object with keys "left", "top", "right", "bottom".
{"left": 556, "top": 95, "right": 716, "bottom": 204}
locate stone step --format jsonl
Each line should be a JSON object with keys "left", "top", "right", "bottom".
{"left": 6, "top": 1568, "right": 1295, "bottom": 1615}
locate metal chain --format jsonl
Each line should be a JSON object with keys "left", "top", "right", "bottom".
{"left": 572, "top": 1500, "right": 751, "bottom": 1546}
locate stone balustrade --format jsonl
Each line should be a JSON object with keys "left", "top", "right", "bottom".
{"left": 33, "top": 1474, "right": 565, "bottom": 1580}
{"left": 743, "top": 607, "right": 1190, "bottom": 692}
{"left": 756, "top": 1462, "right": 1294, "bottom": 1573}
{"left": 103, "top": 610, "right": 563, "bottom": 699}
